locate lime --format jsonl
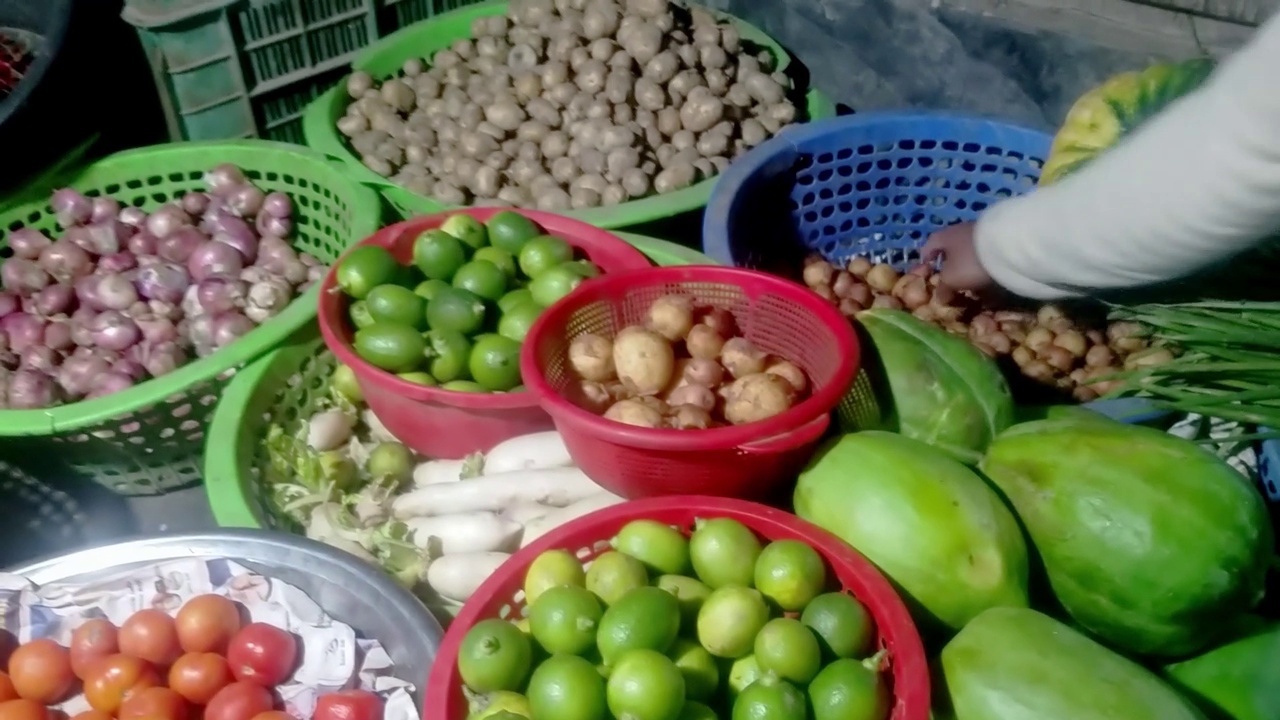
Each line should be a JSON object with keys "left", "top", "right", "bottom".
{"left": 655, "top": 575, "right": 713, "bottom": 630}
{"left": 354, "top": 323, "right": 426, "bottom": 373}
{"left": 424, "top": 328, "right": 473, "bottom": 383}
{"left": 457, "top": 618, "right": 533, "bottom": 693}
{"left": 442, "top": 213, "right": 489, "bottom": 251}
{"left": 529, "top": 264, "right": 587, "bottom": 307}
{"left": 526, "top": 654, "right": 607, "bottom": 720}
{"left": 330, "top": 363, "right": 363, "bottom": 403}
{"left": 498, "top": 288, "right": 536, "bottom": 314}
{"left": 525, "top": 549, "right": 587, "bottom": 605}
{"left": 366, "top": 283, "right": 427, "bottom": 329}
{"left": 454, "top": 259, "right": 509, "bottom": 302}
{"left": 689, "top": 517, "right": 763, "bottom": 589}
{"left": 753, "top": 618, "right": 821, "bottom": 684}
{"left": 427, "top": 286, "right": 487, "bottom": 335}
{"left": 667, "top": 638, "right": 719, "bottom": 702}
{"left": 467, "top": 691, "right": 532, "bottom": 720}
{"left": 586, "top": 551, "right": 650, "bottom": 606}
{"left": 475, "top": 247, "right": 519, "bottom": 280}
{"left": 529, "top": 585, "right": 604, "bottom": 656}
{"left": 731, "top": 674, "right": 806, "bottom": 720}
{"left": 723, "top": 654, "right": 762, "bottom": 707}
{"left": 808, "top": 656, "right": 891, "bottom": 720}
{"left": 486, "top": 210, "right": 543, "bottom": 255}
{"left": 597, "top": 586, "right": 681, "bottom": 664}
{"left": 349, "top": 300, "right": 375, "bottom": 329}
{"left": 415, "top": 278, "right": 452, "bottom": 302}
{"left": 754, "top": 540, "right": 827, "bottom": 612}
{"left": 518, "top": 235, "right": 575, "bottom": 278}
{"left": 606, "top": 649, "right": 686, "bottom": 720}
{"left": 696, "top": 587, "right": 770, "bottom": 659}
{"left": 801, "top": 592, "right": 876, "bottom": 660}
{"left": 678, "top": 701, "right": 718, "bottom": 720}
{"left": 413, "top": 229, "right": 469, "bottom": 281}
{"left": 497, "top": 301, "right": 544, "bottom": 343}
{"left": 613, "top": 520, "right": 691, "bottom": 577}
{"left": 443, "top": 380, "right": 486, "bottom": 392}
{"left": 397, "top": 371, "right": 437, "bottom": 386}
{"left": 470, "top": 334, "right": 523, "bottom": 392}
{"left": 567, "top": 259, "right": 602, "bottom": 278}
{"left": 337, "top": 245, "right": 401, "bottom": 300}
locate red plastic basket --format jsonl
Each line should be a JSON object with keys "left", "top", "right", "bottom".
{"left": 425, "top": 496, "right": 931, "bottom": 720}
{"left": 519, "top": 266, "right": 859, "bottom": 499}
{"left": 318, "top": 208, "right": 651, "bottom": 458}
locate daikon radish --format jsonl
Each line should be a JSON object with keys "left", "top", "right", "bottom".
{"left": 503, "top": 502, "right": 553, "bottom": 526}
{"left": 392, "top": 467, "right": 601, "bottom": 519}
{"left": 483, "top": 431, "right": 573, "bottom": 475}
{"left": 428, "top": 552, "right": 511, "bottom": 602}
{"left": 412, "top": 452, "right": 484, "bottom": 487}
{"left": 520, "top": 491, "right": 627, "bottom": 547}
{"left": 407, "top": 512, "right": 522, "bottom": 554}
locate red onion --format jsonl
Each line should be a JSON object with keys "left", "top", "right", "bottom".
{"left": 78, "top": 346, "right": 121, "bottom": 364}
{"left": 2, "top": 258, "right": 51, "bottom": 294}
{"left": 87, "top": 372, "right": 135, "bottom": 399}
{"left": 33, "top": 284, "right": 75, "bottom": 316}
{"left": 212, "top": 311, "right": 254, "bottom": 349}
{"left": 74, "top": 275, "right": 103, "bottom": 310}
{"left": 99, "top": 253, "right": 137, "bottom": 274}
{"left": 197, "top": 275, "right": 247, "bottom": 314}
{"left": 119, "top": 207, "right": 147, "bottom": 227}
{"left": 257, "top": 237, "right": 297, "bottom": 268}
{"left": 135, "top": 262, "right": 191, "bottom": 303}
{"left": 207, "top": 211, "right": 255, "bottom": 248}
{"left": 124, "top": 300, "right": 149, "bottom": 318}
{"left": 68, "top": 312, "right": 95, "bottom": 347}
{"left": 58, "top": 354, "right": 110, "bottom": 396}
{"left": 94, "top": 274, "right": 140, "bottom": 311}
{"left": 306, "top": 265, "right": 326, "bottom": 284}
{"left": 261, "top": 192, "right": 293, "bottom": 219}
{"left": 228, "top": 185, "right": 265, "bottom": 218}
{"left": 8, "top": 229, "right": 52, "bottom": 260}
{"left": 127, "top": 230, "right": 159, "bottom": 256}
{"left": 20, "top": 345, "right": 59, "bottom": 374}
{"left": 134, "top": 340, "right": 186, "bottom": 377}
{"left": 205, "top": 164, "right": 247, "bottom": 196}
{"left": 299, "top": 253, "right": 321, "bottom": 268}
{"left": 149, "top": 299, "right": 181, "bottom": 320}
{"left": 52, "top": 188, "right": 92, "bottom": 229}
{"left": 90, "top": 197, "right": 121, "bottom": 224}
{"left": 134, "top": 312, "right": 178, "bottom": 344}
{"left": 64, "top": 226, "right": 94, "bottom": 254}
{"left": 256, "top": 212, "right": 293, "bottom": 239}
{"left": 145, "top": 205, "right": 190, "bottom": 240}
{"left": 0, "top": 292, "right": 17, "bottom": 318}
{"left": 213, "top": 230, "right": 258, "bottom": 264}
{"left": 189, "top": 241, "right": 244, "bottom": 282}
{"left": 89, "top": 310, "right": 141, "bottom": 351}
{"left": 110, "top": 358, "right": 147, "bottom": 381}
{"left": 44, "top": 321, "right": 72, "bottom": 351}
{"left": 85, "top": 220, "right": 132, "bottom": 255}
{"left": 37, "top": 240, "right": 92, "bottom": 283}
{"left": 188, "top": 314, "right": 215, "bottom": 350}
{"left": 157, "top": 226, "right": 205, "bottom": 263}
{"left": 181, "top": 191, "right": 210, "bottom": 216}
{"left": 9, "top": 369, "right": 57, "bottom": 408}
{"left": 2, "top": 313, "right": 45, "bottom": 354}
{"left": 137, "top": 255, "right": 163, "bottom": 267}
{"left": 244, "top": 278, "right": 291, "bottom": 323}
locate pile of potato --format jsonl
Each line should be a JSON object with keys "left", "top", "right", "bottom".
{"left": 338, "top": 0, "right": 801, "bottom": 211}
{"left": 567, "top": 295, "right": 810, "bottom": 428}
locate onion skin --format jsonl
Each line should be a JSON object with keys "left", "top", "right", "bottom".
{"left": 94, "top": 275, "right": 140, "bottom": 311}
{"left": 2, "top": 258, "right": 51, "bottom": 294}
{"left": 197, "top": 275, "right": 247, "bottom": 314}
{"left": 204, "top": 164, "right": 247, "bottom": 196}
{"left": 52, "top": 189, "right": 92, "bottom": 229}
{"left": 135, "top": 262, "right": 191, "bottom": 304}
{"left": 261, "top": 192, "right": 292, "bottom": 218}
{"left": 43, "top": 321, "right": 72, "bottom": 351}
{"left": 211, "top": 312, "right": 254, "bottom": 348}
{"left": 180, "top": 191, "right": 210, "bottom": 216}
{"left": 157, "top": 227, "right": 205, "bottom": 263}
{"left": 88, "top": 311, "right": 142, "bottom": 352}
{"left": 0, "top": 292, "right": 18, "bottom": 318}
{"left": 33, "top": 284, "right": 75, "bottom": 316}
{"left": 37, "top": 240, "right": 93, "bottom": 283}
{"left": 90, "top": 197, "right": 121, "bottom": 224}
{"left": 8, "top": 229, "right": 52, "bottom": 260}
{"left": 20, "top": 345, "right": 59, "bottom": 374}
{"left": 86, "top": 371, "right": 135, "bottom": 399}
{"left": 118, "top": 207, "right": 147, "bottom": 227}
{"left": 58, "top": 354, "right": 110, "bottom": 396}
{"left": 2, "top": 313, "right": 45, "bottom": 354}
{"left": 188, "top": 241, "right": 244, "bottom": 282}
{"left": 9, "top": 369, "right": 57, "bottom": 408}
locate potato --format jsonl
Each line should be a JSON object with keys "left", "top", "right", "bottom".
{"left": 668, "top": 404, "right": 713, "bottom": 429}
{"left": 685, "top": 323, "right": 724, "bottom": 360}
{"left": 723, "top": 373, "right": 797, "bottom": 425}
{"left": 682, "top": 357, "right": 724, "bottom": 387}
{"left": 764, "top": 359, "right": 808, "bottom": 394}
{"left": 666, "top": 383, "right": 716, "bottom": 412}
{"left": 613, "top": 326, "right": 675, "bottom": 395}
{"left": 720, "top": 337, "right": 767, "bottom": 379}
{"left": 646, "top": 294, "right": 694, "bottom": 341}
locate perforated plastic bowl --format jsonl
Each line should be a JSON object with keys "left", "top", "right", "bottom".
{"left": 425, "top": 496, "right": 931, "bottom": 720}
{"left": 520, "top": 265, "right": 859, "bottom": 499}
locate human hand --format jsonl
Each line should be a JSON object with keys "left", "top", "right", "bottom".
{"left": 920, "top": 222, "right": 995, "bottom": 294}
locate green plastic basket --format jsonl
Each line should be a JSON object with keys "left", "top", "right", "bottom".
{"left": 203, "top": 233, "right": 715, "bottom": 527}
{"left": 0, "top": 140, "right": 383, "bottom": 496}
{"left": 302, "top": 0, "right": 837, "bottom": 228}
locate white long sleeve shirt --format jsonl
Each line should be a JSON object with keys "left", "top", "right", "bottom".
{"left": 974, "top": 13, "right": 1280, "bottom": 300}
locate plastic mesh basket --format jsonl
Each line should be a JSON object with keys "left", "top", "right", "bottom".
{"left": 0, "top": 140, "right": 382, "bottom": 496}
{"left": 0, "top": 458, "right": 88, "bottom": 564}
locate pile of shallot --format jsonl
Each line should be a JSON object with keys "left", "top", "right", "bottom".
{"left": 0, "top": 164, "right": 326, "bottom": 409}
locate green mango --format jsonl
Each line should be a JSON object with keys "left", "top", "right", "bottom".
{"left": 1163, "top": 619, "right": 1280, "bottom": 720}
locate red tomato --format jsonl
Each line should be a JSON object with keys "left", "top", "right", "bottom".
{"left": 70, "top": 619, "right": 119, "bottom": 680}
{"left": 0, "top": 699, "right": 47, "bottom": 720}
{"left": 119, "top": 610, "right": 181, "bottom": 667}
{"left": 175, "top": 596, "right": 242, "bottom": 655}
{"left": 7, "top": 639, "right": 74, "bottom": 704}
{"left": 120, "top": 686, "right": 189, "bottom": 720}
{"left": 169, "top": 653, "right": 233, "bottom": 705}
{"left": 81, "top": 654, "right": 161, "bottom": 715}
{"left": 0, "top": 672, "right": 16, "bottom": 702}
{"left": 224, "top": 626, "right": 296, "bottom": 687}
{"left": 203, "top": 682, "right": 273, "bottom": 720}
{"left": 247, "top": 713, "right": 292, "bottom": 720}
{"left": 69, "top": 712, "right": 112, "bottom": 720}
{"left": 313, "top": 690, "right": 382, "bottom": 720}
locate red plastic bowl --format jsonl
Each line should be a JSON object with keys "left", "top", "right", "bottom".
{"left": 425, "top": 496, "right": 931, "bottom": 720}
{"left": 318, "top": 208, "right": 651, "bottom": 458}
{"left": 519, "top": 265, "right": 859, "bottom": 499}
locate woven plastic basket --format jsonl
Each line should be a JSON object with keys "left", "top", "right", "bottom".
{"left": 0, "top": 140, "right": 383, "bottom": 496}
{"left": 0, "top": 457, "right": 88, "bottom": 565}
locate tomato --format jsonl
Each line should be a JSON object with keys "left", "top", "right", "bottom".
{"left": 202, "top": 682, "right": 273, "bottom": 720}
{"left": 0, "top": 698, "right": 47, "bottom": 720}
{"left": 175, "top": 596, "right": 242, "bottom": 655}
{"left": 0, "top": 672, "right": 16, "bottom": 703}
{"left": 7, "top": 639, "right": 74, "bottom": 704}
{"left": 169, "top": 653, "right": 232, "bottom": 705}
{"left": 70, "top": 619, "right": 119, "bottom": 680}
{"left": 82, "top": 654, "right": 161, "bottom": 714}
{"left": 247, "top": 713, "right": 291, "bottom": 720}
{"left": 119, "top": 610, "right": 181, "bottom": 667}
{"left": 120, "top": 686, "right": 189, "bottom": 720}
{"left": 313, "top": 690, "right": 382, "bottom": 720}
{"left": 69, "top": 712, "right": 112, "bottom": 720}
{"left": 224, "top": 625, "right": 296, "bottom": 687}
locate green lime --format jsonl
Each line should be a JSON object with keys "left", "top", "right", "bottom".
{"left": 731, "top": 674, "right": 806, "bottom": 720}
{"left": 486, "top": 210, "right": 543, "bottom": 255}
{"left": 667, "top": 638, "right": 719, "bottom": 702}
{"left": 397, "top": 371, "right": 437, "bottom": 386}
{"left": 606, "top": 649, "right": 686, "bottom": 720}
{"left": 349, "top": 300, "right": 375, "bottom": 329}
{"left": 696, "top": 587, "right": 770, "bottom": 659}
{"left": 529, "top": 585, "right": 604, "bottom": 656}
{"left": 330, "top": 363, "right": 363, "bottom": 404}
{"left": 597, "top": 586, "right": 682, "bottom": 664}
{"left": 414, "top": 278, "right": 452, "bottom": 302}
{"left": 467, "top": 691, "right": 532, "bottom": 720}
{"left": 443, "top": 380, "right": 486, "bottom": 392}
{"left": 613, "top": 520, "right": 691, "bottom": 577}
{"left": 470, "top": 334, "right": 523, "bottom": 392}
{"left": 337, "top": 245, "right": 401, "bottom": 300}
{"left": 677, "top": 701, "right": 718, "bottom": 720}
{"left": 497, "top": 301, "right": 544, "bottom": 343}
{"left": 525, "top": 549, "right": 587, "bottom": 605}
{"left": 518, "top": 235, "right": 575, "bottom": 278}
{"left": 754, "top": 540, "right": 827, "bottom": 612}
{"left": 566, "top": 259, "right": 602, "bottom": 278}
{"left": 475, "top": 247, "right": 519, "bottom": 279}
{"left": 529, "top": 264, "right": 587, "bottom": 307}
{"left": 442, "top": 213, "right": 489, "bottom": 251}
{"left": 808, "top": 656, "right": 891, "bottom": 720}
{"left": 427, "top": 286, "right": 487, "bottom": 335}
{"left": 801, "top": 592, "right": 876, "bottom": 660}
{"left": 454, "top": 259, "right": 509, "bottom": 302}
{"left": 723, "top": 654, "right": 762, "bottom": 707}
{"left": 753, "top": 618, "right": 821, "bottom": 684}
{"left": 689, "top": 517, "right": 763, "bottom": 589}
{"left": 413, "top": 228, "right": 469, "bottom": 281}
{"left": 354, "top": 323, "right": 426, "bottom": 373}
{"left": 457, "top": 618, "right": 533, "bottom": 693}
{"left": 424, "top": 328, "right": 473, "bottom": 383}
{"left": 586, "top": 551, "right": 650, "bottom": 606}
{"left": 498, "top": 288, "right": 536, "bottom": 314}
{"left": 655, "top": 575, "right": 713, "bottom": 631}
{"left": 526, "top": 654, "right": 607, "bottom": 720}
{"left": 366, "top": 283, "right": 428, "bottom": 329}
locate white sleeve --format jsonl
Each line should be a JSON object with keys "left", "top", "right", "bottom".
{"left": 972, "top": 13, "right": 1280, "bottom": 301}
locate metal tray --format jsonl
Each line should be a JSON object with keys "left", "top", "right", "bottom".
{"left": 8, "top": 529, "right": 443, "bottom": 705}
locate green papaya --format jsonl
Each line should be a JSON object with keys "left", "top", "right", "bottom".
{"left": 1163, "top": 619, "right": 1280, "bottom": 720}
{"left": 980, "top": 419, "right": 1272, "bottom": 657}
{"left": 794, "top": 431, "right": 1029, "bottom": 634}
{"left": 938, "top": 607, "right": 1205, "bottom": 720}
{"left": 855, "top": 308, "right": 1014, "bottom": 464}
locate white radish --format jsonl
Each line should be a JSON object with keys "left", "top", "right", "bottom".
{"left": 503, "top": 502, "right": 554, "bottom": 526}
{"left": 520, "top": 491, "right": 628, "bottom": 547}
{"left": 362, "top": 408, "right": 397, "bottom": 443}
{"left": 483, "top": 431, "right": 573, "bottom": 475}
{"left": 392, "top": 468, "right": 602, "bottom": 519}
{"left": 428, "top": 552, "right": 511, "bottom": 602}
{"left": 307, "top": 410, "right": 355, "bottom": 451}
{"left": 413, "top": 459, "right": 466, "bottom": 487}
{"left": 407, "top": 512, "right": 523, "bottom": 554}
